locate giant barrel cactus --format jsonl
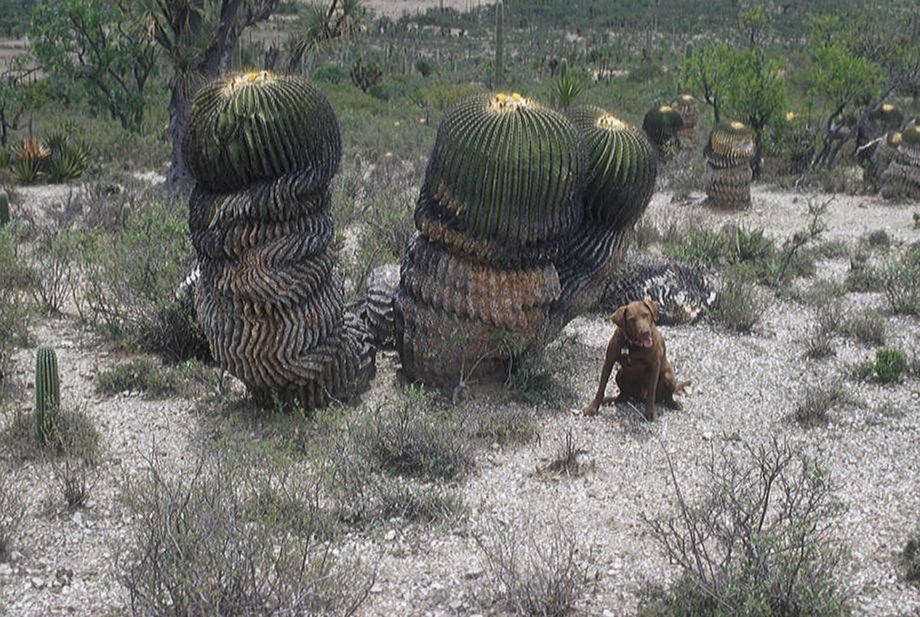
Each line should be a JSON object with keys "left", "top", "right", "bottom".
{"left": 395, "top": 94, "right": 656, "bottom": 387}
{"left": 704, "top": 121, "right": 755, "bottom": 209}
{"left": 881, "top": 125, "right": 920, "bottom": 201}
{"left": 186, "top": 71, "right": 374, "bottom": 409}
{"left": 672, "top": 94, "right": 698, "bottom": 144}
{"left": 865, "top": 131, "right": 901, "bottom": 193}
{"left": 642, "top": 105, "right": 684, "bottom": 160}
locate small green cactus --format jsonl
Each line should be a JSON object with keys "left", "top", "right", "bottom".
{"left": 35, "top": 346, "right": 60, "bottom": 445}
{"left": 566, "top": 105, "right": 655, "bottom": 230}
{"left": 183, "top": 71, "right": 341, "bottom": 193}
{"left": 641, "top": 105, "right": 684, "bottom": 154}
{"left": 0, "top": 189, "right": 9, "bottom": 226}
{"left": 420, "top": 92, "right": 584, "bottom": 264}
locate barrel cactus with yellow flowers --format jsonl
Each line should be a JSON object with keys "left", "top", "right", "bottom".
{"left": 672, "top": 94, "right": 699, "bottom": 144}
{"left": 186, "top": 71, "right": 375, "bottom": 409}
{"left": 395, "top": 94, "right": 656, "bottom": 387}
{"left": 704, "top": 121, "right": 755, "bottom": 209}
{"left": 642, "top": 105, "right": 684, "bottom": 160}
{"left": 881, "top": 125, "right": 920, "bottom": 201}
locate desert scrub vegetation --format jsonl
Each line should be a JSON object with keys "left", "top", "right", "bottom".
{"left": 475, "top": 515, "right": 589, "bottom": 617}
{"left": 879, "top": 243, "right": 920, "bottom": 315}
{"left": 0, "top": 222, "right": 33, "bottom": 397}
{"left": 639, "top": 438, "right": 850, "bottom": 617}
{"left": 792, "top": 379, "right": 851, "bottom": 427}
{"left": 708, "top": 266, "right": 762, "bottom": 333}
{"left": 94, "top": 357, "right": 179, "bottom": 398}
{"left": 120, "top": 445, "right": 372, "bottom": 617}
{"left": 0, "top": 472, "right": 26, "bottom": 561}
{"left": 904, "top": 526, "right": 920, "bottom": 583}
{"left": 873, "top": 349, "right": 907, "bottom": 383}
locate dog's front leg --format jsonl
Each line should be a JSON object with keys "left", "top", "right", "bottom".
{"left": 584, "top": 331, "right": 623, "bottom": 416}
{"left": 645, "top": 357, "right": 661, "bottom": 421}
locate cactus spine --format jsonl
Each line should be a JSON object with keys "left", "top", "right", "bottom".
{"left": 0, "top": 189, "right": 8, "bottom": 226}
{"left": 35, "top": 347, "right": 60, "bottom": 445}
{"left": 494, "top": 1, "right": 504, "bottom": 87}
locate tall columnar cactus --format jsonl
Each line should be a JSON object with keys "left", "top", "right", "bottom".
{"left": 642, "top": 105, "right": 684, "bottom": 160}
{"left": 881, "top": 125, "right": 920, "bottom": 200}
{"left": 704, "top": 121, "right": 755, "bottom": 209}
{"left": 672, "top": 94, "right": 698, "bottom": 144}
{"left": 35, "top": 346, "right": 60, "bottom": 445}
{"left": 0, "top": 189, "right": 9, "bottom": 226}
{"left": 395, "top": 95, "right": 656, "bottom": 387}
{"left": 186, "top": 71, "right": 374, "bottom": 409}
{"left": 494, "top": 0, "right": 504, "bottom": 87}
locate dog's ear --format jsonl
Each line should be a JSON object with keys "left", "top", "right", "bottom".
{"left": 643, "top": 300, "right": 661, "bottom": 323}
{"left": 610, "top": 306, "right": 627, "bottom": 328}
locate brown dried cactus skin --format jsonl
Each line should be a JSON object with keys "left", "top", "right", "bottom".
{"left": 361, "top": 263, "right": 401, "bottom": 347}
{"left": 187, "top": 73, "right": 374, "bottom": 409}
{"left": 704, "top": 122, "right": 754, "bottom": 209}
{"left": 881, "top": 127, "right": 920, "bottom": 200}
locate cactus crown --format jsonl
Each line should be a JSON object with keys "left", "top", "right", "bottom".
{"left": 422, "top": 92, "right": 584, "bottom": 250}
{"left": 706, "top": 121, "right": 755, "bottom": 166}
{"left": 35, "top": 346, "right": 60, "bottom": 444}
{"left": 567, "top": 105, "right": 655, "bottom": 229}
{"left": 887, "top": 131, "right": 903, "bottom": 147}
{"left": 673, "top": 94, "right": 697, "bottom": 111}
{"left": 902, "top": 125, "right": 920, "bottom": 147}
{"left": 642, "top": 105, "right": 684, "bottom": 147}
{"left": 184, "top": 71, "right": 341, "bottom": 193}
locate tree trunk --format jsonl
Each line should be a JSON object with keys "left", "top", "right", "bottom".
{"left": 166, "top": 87, "right": 193, "bottom": 195}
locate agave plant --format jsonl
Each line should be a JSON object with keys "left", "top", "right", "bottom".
{"left": 395, "top": 94, "right": 656, "bottom": 388}
{"left": 185, "top": 71, "right": 374, "bottom": 409}
{"left": 881, "top": 125, "right": 920, "bottom": 200}
{"left": 13, "top": 137, "right": 51, "bottom": 183}
{"left": 551, "top": 71, "right": 585, "bottom": 109}
{"left": 704, "top": 121, "right": 755, "bottom": 209}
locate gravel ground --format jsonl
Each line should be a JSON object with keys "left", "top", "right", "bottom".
{"left": 1, "top": 183, "right": 919, "bottom": 616}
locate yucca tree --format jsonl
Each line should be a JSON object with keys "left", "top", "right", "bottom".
{"left": 186, "top": 71, "right": 375, "bottom": 409}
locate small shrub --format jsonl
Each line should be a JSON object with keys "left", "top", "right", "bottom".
{"left": 874, "top": 349, "right": 906, "bottom": 383}
{"left": 0, "top": 473, "right": 26, "bottom": 560}
{"left": 839, "top": 309, "right": 886, "bottom": 346}
{"left": 640, "top": 438, "right": 849, "bottom": 617}
{"left": 475, "top": 515, "right": 588, "bottom": 617}
{"left": 708, "top": 266, "right": 761, "bottom": 333}
{"left": 1, "top": 406, "right": 100, "bottom": 462}
{"left": 663, "top": 225, "right": 725, "bottom": 266}
{"left": 50, "top": 454, "right": 98, "bottom": 509}
{"left": 844, "top": 253, "right": 882, "bottom": 293}
{"left": 465, "top": 404, "right": 540, "bottom": 446}
{"left": 864, "top": 229, "right": 891, "bottom": 249}
{"left": 121, "top": 448, "right": 371, "bottom": 617}
{"left": 29, "top": 227, "right": 81, "bottom": 315}
{"left": 880, "top": 244, "right": 920, "bottom": 315}
{"left": 799, "top": 279, "right": 846, "bottom": 307}
{"left": 793, "top": 380, "right": 849, "bottom": 426}
{"left": 903, "top": 527, "right": 920, "bottom": 582}
{"left": 804, "top": 317, "right": 837, "bottom": 359}
{"left": 507, "top": 346, "right": 575, "bottom": 407}
{"left": 544, "top": 428, "right": 588, "bottom": 477}
{"left": 0, "top": 223, "right": 33, "bottom": 395}
{"left": 95, "top": 358, "right": 177, "bottom": 398}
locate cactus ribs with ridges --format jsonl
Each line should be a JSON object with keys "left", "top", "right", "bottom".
{"left": 704, "top": 121, "right": 755, "bottom": 209}
{"left": 672, "top": 94, "right": 698, "bottom": 144}
{"left": 642, "top": 105, "right": 684, "bottom": 160}
{"left": 186, "top": 71, "right": 374, "bottom": 410}
{"left": 35, "top": 346, "right": 60, "bottom": 445}
{"left": 881, "top": 125, "right": 920, "bottom": 201}
{"left": 396, "top": 95, "right": 656, "bottom": 387}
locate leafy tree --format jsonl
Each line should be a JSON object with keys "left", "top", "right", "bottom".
{"left": 30, "top": 0, "right": 159, "bottom": 132}
{"left": 281, "top": 0, "right": 366, "bottom": 72}
{"left": 0, "top": 60, "right": 43, "bottom": 147}
{"left": 680, "top": 44, "right": 736, "bottom": 124}
{"left": 722, "top": 48, "right": 787, "bottom": 178}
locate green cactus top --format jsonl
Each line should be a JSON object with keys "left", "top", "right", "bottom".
{"left": 870, "top": 103, "right": 903, "bottom": 130}
{"left": 566, "top": 105, "right": 655, "bottom": 230}
{"left": 901, "top": 125, "right": 920, "bottom": 148}
{"left": 705, "top": 121, "right": 755, "bottom": 168}
{"left": 641, "top": 105, "right": 684, "bottom": 149}
{"left": 184, "top": 71, "right": 341, "bottom": 193}
{"left": 421, "top": 92, "right": 584, "bottom": 251}
{"left": 673, "top": 94, "right": 698, "bottom": 116}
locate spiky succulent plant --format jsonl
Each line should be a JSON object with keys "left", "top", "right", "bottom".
{"left": 396, "top": 95, "right": 655, "bottom": 387}
{"left": 881, "top": 125, "right": 920, "bottom": 200}
{"left": 642, "top": 105, "right": 684, "bottom": 157}
{"left": 186, "top": 71, "right": 374, "bottom": 409}
{"left": 704, "top": 121, "right": 755, "bottom": 209}
{"left": 35, "top": 346, "right": 60, "bottom": 445}
{"left": 184, "top": 71, "right": 341, "bottom": 194}
{"left": 417, "top": 92, "right": 584, "bottom": 266}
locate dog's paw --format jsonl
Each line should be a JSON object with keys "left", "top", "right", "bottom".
{"left": 582, "top": 403, "right": 600, "bottom": 417}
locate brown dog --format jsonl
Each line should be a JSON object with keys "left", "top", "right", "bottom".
{"left": 584, "top": 300, "right": 690, "bottom": 421}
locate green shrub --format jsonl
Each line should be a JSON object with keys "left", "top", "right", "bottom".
{"left": 793, "top": 380, "right": 849, "bottom": 426}
{"left": 0, "top": 224, "right": 32, "bottom": 396}
{"left": 839, "top": 309, "right": 886, "bottom": 346}
{"left": 663, "top": 226, "right": 725, "bottom": 265}
{"left": 95, "top": 358, "right": 178, "bottom": 398}
{"left": 880, "top": 244, "right": 920, "bottom": 315}
{"left": 640, "top": 439, "right": 849, "bottom": 617}
{"left": 708, "top": 266, "right": 761, "bottom": 333}
{"left": 874, "top": 349, "right": 906, "bottom": 383}
{"left": 904, "top": 527, "right": 920, "bottom": 582}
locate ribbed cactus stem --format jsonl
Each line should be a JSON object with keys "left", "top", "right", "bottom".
{"left": 0, "top": 189, "right": 9, "bottom": 226}
{"left": 35, "top": 346, "right": 60, "bottom": 445}
{"left": 494, "top": 0, "right": 504, "bottom": 87}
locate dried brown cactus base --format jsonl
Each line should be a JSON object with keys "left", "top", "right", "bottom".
{"left": 394, "top": 236, "right": 559, "bottom": 388}
{"left": 881, "top": 162, "right": 920, "bottom": 200}
{"left": 864, "top": 142, "right": 898, "bottom": 193}
{"left": 677, "top": 126, "right": 696, "bottom": 145}
{"left": 362, "top": 263, "right": 400, "bottom": 347}
{"left": 704, "top": 163, "right": 752, "bottom": 209}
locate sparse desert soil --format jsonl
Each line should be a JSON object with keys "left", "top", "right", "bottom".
{"left": 1, "top": 181, "right": 919, "bottom": 616}
{"left": 364, "top": 0, "right": 496, "bottom": 18}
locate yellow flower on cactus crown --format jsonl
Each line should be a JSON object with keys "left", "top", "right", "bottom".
{"left": 492, "top": 92, "right": 531, "bottom": 111}
{"left": 785, "top": 111, "right": 798, "bottom": 122}
{"left": 730, "top": 121, "right": 746, "bottom": 130}
{"left": 596, "top": 113, "right": 626, "bottom": 131}
{"left": 881, "top": 103, "right": 896, "bottom": 112}
{"left": 223, "top": 70, "right": 275, "bottom": 95}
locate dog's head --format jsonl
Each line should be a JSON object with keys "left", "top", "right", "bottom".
{"left": 610, "top": 300, "right": 660, "bottom": 349}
